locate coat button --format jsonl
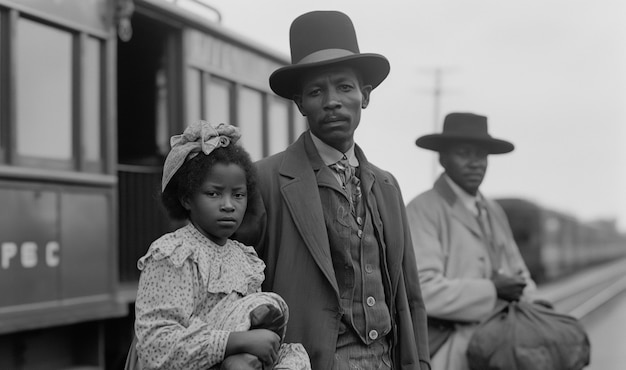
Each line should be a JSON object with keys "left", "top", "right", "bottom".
{"left": 366, "top": 296, "right": 376, "bottom": 306}
{"left": 365, "top": 264, "right": 373, "bottom": 273}
{"left": 369, "top": 330, "right": 378, "bottom": 340}
{"left": 357, "top": 229, "right": 363, "bottom": 238}
{"left": 356, "top": 217, "right": 363, "bottom": 225}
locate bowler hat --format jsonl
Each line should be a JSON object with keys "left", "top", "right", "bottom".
{"left": 416, "top": 112, "right": 514, "bottom": 154}
{"left": 269, "top": 11, "right": 390, "bottom": 99}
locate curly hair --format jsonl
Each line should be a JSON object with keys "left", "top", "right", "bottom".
{"left": 161, "top": 143, "right": 258, "bottom": 221}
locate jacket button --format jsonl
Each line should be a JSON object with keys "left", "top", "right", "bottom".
{"left": 365, "top": 264, "right": 373, "bottom": 273}
{"left": 357, "top": 229, "right": 363, "bottom": 238}
{"left": 356, "top": 217, "right": 363, "bottom": 225}
{"left": 366, "top": 296, "right": 376, "bottom": 306}
{"left": 369, "top": 330, "right": 378, "bottom": 340}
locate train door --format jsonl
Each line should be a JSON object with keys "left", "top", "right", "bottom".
{"left": 116, "top": 12, "right": 182, "bottom": 284}
{"left": 106, "top": 11, "right": 185, "bottom": 369}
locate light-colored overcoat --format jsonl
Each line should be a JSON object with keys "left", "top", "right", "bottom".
{"left": 236, "top": 132, "right": 430, "bottom": 370}
{"left": 405, "top": 175, "right": 535, "bottom": 370}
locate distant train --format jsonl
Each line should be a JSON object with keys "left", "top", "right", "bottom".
{"left": 495, "top": 198, "right": 626, "bottom": 284}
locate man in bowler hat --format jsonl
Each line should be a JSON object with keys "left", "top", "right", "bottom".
{"left": 235, "top": 10, "right": 430, "bottom": 370}
{"left": 405, "top": 112, "right": 538, "bottom": 370}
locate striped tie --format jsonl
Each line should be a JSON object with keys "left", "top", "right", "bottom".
{"left": 329, "top": 157, "right": 362, "bottom": 214}
{"left": 476, "top": 200, "right": 500, "bottom": 270}
{"left": 329, "top": 156, "right": 352, "bottom": 188}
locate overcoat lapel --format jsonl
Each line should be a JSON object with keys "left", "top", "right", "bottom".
{"left": 278, "top": 134, "right": 339, "bottom": 294}
{"left": 433, "top": 175, "right": 482, "bottom": 238}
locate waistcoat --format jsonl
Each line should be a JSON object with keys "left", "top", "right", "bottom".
{"left": 318, "top": 166, "right": 392, "bottom": 344}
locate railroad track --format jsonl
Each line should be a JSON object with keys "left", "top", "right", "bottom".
{"left": 535, "top": 257, "right": 626, "bottom": 319}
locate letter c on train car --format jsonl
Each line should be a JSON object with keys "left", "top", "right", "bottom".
{"left": 46, "top": 241, "right": 60, "bottom": 267}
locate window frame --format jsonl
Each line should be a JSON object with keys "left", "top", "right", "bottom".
{"left": 266, "top": 95, "right": 291, "bottom": 156}
{"left": 2, "top": 10, "right": 108, "bottom": 175}
{"left": 80, "top": 33, "right": 106, "bottom": 174}
{"left": 202, "top": 74, "right": 235, "bottom": 125}
{"left": 235, "top": 85, "right": 265, "bottom": 161}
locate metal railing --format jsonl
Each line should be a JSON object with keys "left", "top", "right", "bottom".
{"left": 171, "top": 0, "right": 223, "bottom": 23}
{"left": 117, "top": 164, "right": 174, "bottom": 282}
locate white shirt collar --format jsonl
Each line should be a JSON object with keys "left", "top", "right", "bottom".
{"left": 309, "top": 131, "right": 359, "bottom": 167}
{"left": 443, "top": 173, "right": 483, "bottom": 216}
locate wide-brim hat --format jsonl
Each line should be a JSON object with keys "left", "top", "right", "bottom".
{"left": 416, "top": 112, "right": 514, "bottom": 154}
{"left": 269, "top": 10, "right": 390, "bottom": 100}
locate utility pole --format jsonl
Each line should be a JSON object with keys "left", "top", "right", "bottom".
{"left": 420, "top": 67, "right": 448, "bottom": 181}
{"left": 431, "top": 68, "right": 442, "bottom": 180}
{"left": 432, "top": 67, "right": 443, "bottom": 134}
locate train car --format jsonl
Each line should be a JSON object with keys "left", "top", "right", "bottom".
{"left": 496, "top": 198, "right": 626, "bottom": 285}
{"left": 0, "top": 1, "right": 304, "bottom": 368}
{"left": 491, "top": 198, "right": 546, "bottom": 282}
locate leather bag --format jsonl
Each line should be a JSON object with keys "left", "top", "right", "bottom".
{"left": 467, "top": 301, "right": 590, "bottom": 370}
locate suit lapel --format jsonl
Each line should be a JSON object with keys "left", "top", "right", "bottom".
{"left": 279, "top": 134, "right": 339, "bottom": 294}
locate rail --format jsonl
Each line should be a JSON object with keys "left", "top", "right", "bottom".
{"left": 535, "top": 257, "right": 626, "bottom": 319}
{"left": 568, "top": 275, "right": 626, "bottom": 319}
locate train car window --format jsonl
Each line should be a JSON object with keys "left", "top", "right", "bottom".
{"left": 16, "top": 19, "right": 72, "bottom": 165}
{"left": 292, "top": 107, "right": 308, "bottom": 141}
{"left": 14, "top": 0, "right": 108, "bottom": 32}
{"left": 267, "top": 97, "right": 290, "bottom": 156}
{"left": 0, "top": 12, "right": 3, "bottom": 160}
{"left": 82, "top": 36, "right": 102, "bottom": 166}
{"left": 186, "top": 68, "right": 202, "bottom": 123}
{"left": 205, "top": 76, "right": 232, "bottom": 124}
{"left": 155, "top": 65, "right": 170, "bottom": 157}
{"left": 237, "top": 87, "right": 264, "bottom": 161}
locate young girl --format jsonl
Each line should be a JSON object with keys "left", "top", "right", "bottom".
{"left": 133, "top": 121, "right": 310, "bottom": 370}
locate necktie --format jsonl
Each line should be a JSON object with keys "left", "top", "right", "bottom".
{"left": 329, "top": 156, "right": 352, "bottom": 188}
{"left": 329, "top": 157, "right": 362, "bottom": 214}
{"left": 476, "top": 200, "right": 491, "bottom": 239}
{"left": 476, "top": 200, "right": 499, "bottom": 270}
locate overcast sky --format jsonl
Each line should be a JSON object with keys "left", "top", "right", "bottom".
{"left": 198, "top": 1, "right": 626, "bottom": 230}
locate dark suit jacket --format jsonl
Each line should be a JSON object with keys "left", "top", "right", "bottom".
{"left": 236, "top": 132, "right": 430, "bottom": 369}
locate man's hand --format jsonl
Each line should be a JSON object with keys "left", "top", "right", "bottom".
{"left": 491, "top": 270, "right": 526, "bottom": 302}
{"left": 533, "top": 299, "right": 554, "bottom": 309}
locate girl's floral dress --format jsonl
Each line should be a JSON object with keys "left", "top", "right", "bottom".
{"left": 134, "top": 223, "right": 310, "bottom": 369}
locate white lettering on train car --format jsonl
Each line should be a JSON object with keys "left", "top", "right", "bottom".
{"left": 1, "top": 242, "right": 18, "bottom": 268}
{"left": 1, "top": 242, "right": 61, "bottom": 269}
{"left": 21, "top": 242, "right": 38, "bottom": 268}
{"left": 46, "top": 241, "right": 60, "bottom": 267}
